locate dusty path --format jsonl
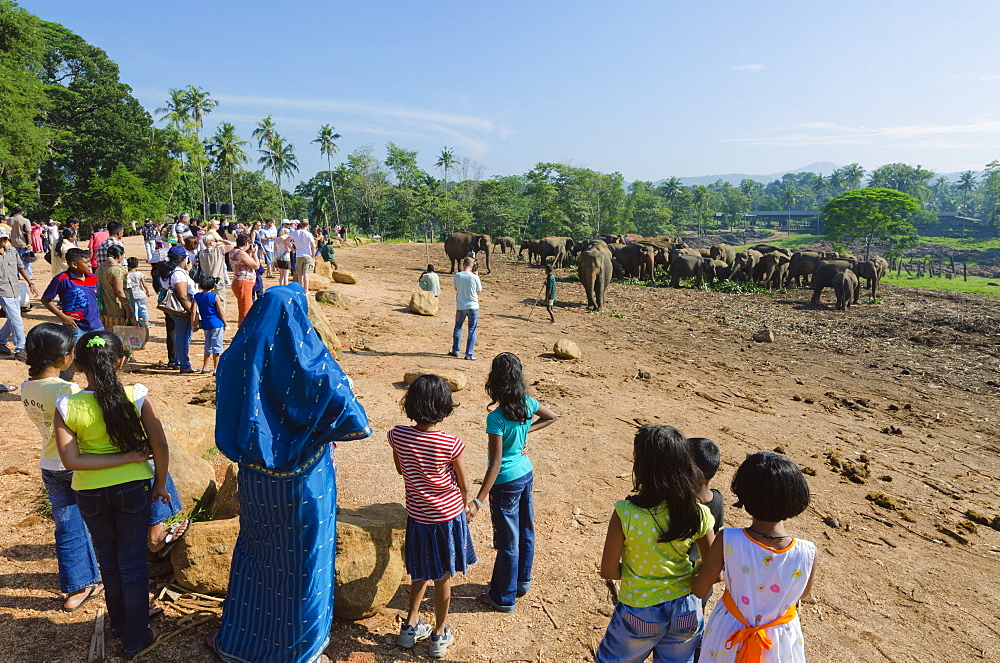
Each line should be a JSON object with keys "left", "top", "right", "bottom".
{"left": 1, "top": 236, "right": 998, "bottom": 662}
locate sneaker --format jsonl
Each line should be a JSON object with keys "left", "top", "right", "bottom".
{"left": 517, "top": 581, "right": 531, "bottom": 597}
{"left": 465, "top": 355, "right": 477, "bottom": 361}
{"left": 428, "top": 627, "right": 454, "bottom": 658}
{"left": 446, "top": 351, "right": 459, "bottom": 357}
{"left": 397, "top": 620, "right": 432, "bottom": 648}
{"left": 13, "top": 350, "right": 27, "bottom": 363}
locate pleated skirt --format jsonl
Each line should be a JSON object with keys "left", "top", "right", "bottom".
{"left": 404, "top": 512, "right": 477, "bottom": 582}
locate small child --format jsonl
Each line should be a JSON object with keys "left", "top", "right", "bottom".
{"left": 693, "top": 452, "right": 817, "bottom": 663}
{"left": 191, "top": 274, "right": 226, "bottom": 374}
{"left": 595, "top": 426, "right": 716, "bottom": 663}
{"left": 388, "top": 374, "right": 476, "bottom": 659}
{"left": 125, "top": 257, "right": 152, "bottom": 326}
{"left": 687, "top": 437, "right": 725, "bottom": 590}
{"left": 544, "top": 265, "right": 556, "bottom": 324}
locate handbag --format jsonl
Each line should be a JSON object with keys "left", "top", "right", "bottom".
{"left": 21, "top": 250, "right": 37, "bottom": 263}
{"left": 157, "top": 288, "right": 187, "bottom": 315}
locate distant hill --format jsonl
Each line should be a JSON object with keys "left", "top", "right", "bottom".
{"left": 656, "top": 162, "right": 840, "bottom": 187}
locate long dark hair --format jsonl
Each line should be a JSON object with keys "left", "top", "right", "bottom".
{"left": 74, "top": 330, "right": 149, "bottom": 453}
{"left": 485, "top": 352, "right": 529, "bottom": 422}
{"left": 153, "top": 252, "right": 186, "bottom": 283}
{"left": 628, "top": 425, "right": 704, "bottom": 542}
{"left": 56, "top": 228, "right": 76, "bottom": 258}
{"left": 24, "top": 323, "right": 75, "bottom": 378}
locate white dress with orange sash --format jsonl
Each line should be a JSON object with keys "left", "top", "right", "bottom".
{"left": 699, "top": 528, "right": 815, "bottom": 663}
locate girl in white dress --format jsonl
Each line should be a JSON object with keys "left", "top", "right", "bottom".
{"left": 693, "top": 452, "right": 817, "bottom": 663}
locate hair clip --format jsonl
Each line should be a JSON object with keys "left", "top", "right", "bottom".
{"left": 86, "top": 336, "right": 107, "bottom": 348}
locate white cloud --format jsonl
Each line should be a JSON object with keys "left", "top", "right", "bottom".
{"left": 721, "top": 118, "right": 1000, "bottom": 148}
{"left": 728, "top": 64, "right": 765, "bottom": 72}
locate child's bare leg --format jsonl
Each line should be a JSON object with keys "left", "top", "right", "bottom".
{"left": 407, "top": 580, "right": 430, "bottom": 626}
{"left": 432, "top": 575, "right": 452, "bottom": 635}
{"left": 148, "top": 523, "right": 167, "bottom": 552}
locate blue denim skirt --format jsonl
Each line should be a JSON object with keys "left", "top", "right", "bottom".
{"left": 404, "top": 512, "right": 477, "bottom": 581}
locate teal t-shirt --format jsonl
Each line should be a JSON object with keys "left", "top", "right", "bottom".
{"left": 545, "top": 275, "right": 556, "bottom": 300}
{"left": 485, "top": 396, "right": 539, "bottom": 485}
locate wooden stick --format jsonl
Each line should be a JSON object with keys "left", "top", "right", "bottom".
{"left": 88, "top": 609, "right": 105, "bottom": 663}
{"left": 541, "top": 601, "right": 560, "bottom": 629}
{"left": 181, "top": 592, "right": 225, "bottom": 602}
{"left": 134, "top": 616, "right": 214, "bottom": 657}
{"left": 526, "top": 283, "right": 545, "bottom": 320}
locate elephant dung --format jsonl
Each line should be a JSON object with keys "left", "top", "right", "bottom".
{"left": 553, "top": 339, "right": 582, "bottom": 359}
{"left": 158, "top": 402, "right": 217, "bottom": 457}
{"left": 170, "top": 517, "right": 240, "bottom": 595}
{"left": 331, "top": 269, "right": 358, "bottom": 285}
{"left": 407, "top": 290, "right": 439, "bottom": 316}
{"left": 403, "top": 369, "right": 466, "bottom": 392}
{"left": 752, "top": 329, "right": 776, "bottom": 343}
{"left": 335, "top": 502, "right": 407, "bottom": 620}
{"left": 165, "top": 432, "right": 218, "bottom": 514}
{"left": 213, "top": 464, "right": 239, "bottom": 520}
{"left": 316, "top": 289, "right": 350, "bottom": 308}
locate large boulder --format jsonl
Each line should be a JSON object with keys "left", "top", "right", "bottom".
{"left": 315, "top": 260, "right": 334, "bottom": 279}
{"left": 335, "top": 503, "right": 407, "bottom": 620}
{"left": 553, "top": 339, "right": 582, "bottom": 360}
{"left": 331, "top": 270, "right": 358, "bottom": 285}
{"left": 407, "top": 290, "right": 438, "bottom": 316}
{"left": 403, "top": 369, "right": 467, "bottom": 392}
{"left": 317, "top": 290, "right": 350, "bottom": 308}
{"left": 307, "top": 274, "right": 333, "bottom": 291}
{"left": 213, "top": 464, "right": 239, "bottom": 520}
{"left": 170, "top": 518, "right": 239, "bottom": 595}
{"left": 167, "top": 433, "right": 217, "bottom": 514}
{"left": 158, "top": 402, "right": 217, "bottom": 457}
{"left": 307, "top": 298, "right": 344, "bottom": 359}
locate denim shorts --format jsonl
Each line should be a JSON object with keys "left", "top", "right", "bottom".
{"left": 203, "top": 326, "right": 224, "bottom": 355}
{"left": 595, "top": 593, "right": 703, "bottom": 663}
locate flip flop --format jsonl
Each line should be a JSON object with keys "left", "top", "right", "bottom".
{"left": 63, "top": 583, "right": 104, "bottom": 612}
{"left": 157, "top": 519, "right": 191, "bottom": 558}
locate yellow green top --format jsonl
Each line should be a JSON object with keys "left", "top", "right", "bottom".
{"left": 56, "top": 384, "right": 153, "bottom": 490}
{"left": 615, "top": 499, "right": 714, "bottom": 607}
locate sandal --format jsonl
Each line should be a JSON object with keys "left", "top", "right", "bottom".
{"left": 63, "top": 583, "right": 104, "bottom": 612}
{"left": 157, "top": 519, "right": 190, "bottom": 557}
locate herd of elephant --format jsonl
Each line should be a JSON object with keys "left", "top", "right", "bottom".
{"left": 442, "top": 231, "right": 887, "bottom": 313}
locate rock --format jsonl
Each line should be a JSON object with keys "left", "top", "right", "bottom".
{"left": 407, "top": 290, "right": 438, "bottom": 316}
{"left": 170, "top": 518, "right": 239, "bottom": 595}
{"left": 553, "top": 339, "right": 581, "bottom": 359}
{"left": 213, "top": 464, "right": 239, "bottom": 520}
{"left": 307, "top": 297, "right": 344, "bottom": 359}
{"left": 158, "top": 402, "right": 217, "bottom": 457}
{"left": 335, "top": 503, "right": 407, "bottom": 620}
{"left": 402, "top": 369, "right": 467, "bottom": 392}
{"left": 307, "top": 274, "right": 333, "bottom": 291}
{"left": 752, "top": 329, "right": 776, "bottom": 343}
{"left": 331, "top": 270, "right": 358, "bottom": 285}
{"left": 317, "top": 290, "right": 350, "bottom": 308}
{"left": 2, "top": 466, "right": 29, "bottom": 476}
{"left": 315, "top": 260, "right": 334, "bottom": 279}
{"left": 166, "top": 433, "right": 218, "bottom": 514}
{"left": 188, "top": 382, "right": 216, "bottom": 408}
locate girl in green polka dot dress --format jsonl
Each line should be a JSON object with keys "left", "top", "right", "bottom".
{"left": 595, "top": 425, "right": 716, "bottom": 663}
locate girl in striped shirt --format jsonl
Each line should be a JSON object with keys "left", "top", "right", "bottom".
{"left": 388, "top": 374, "right": 476, "bottom": 659}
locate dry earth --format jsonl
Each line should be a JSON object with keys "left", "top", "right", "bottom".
{"left": 1, "top": 236, "right": 999, "bottom": 662}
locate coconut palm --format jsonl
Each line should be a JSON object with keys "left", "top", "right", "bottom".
{"left": 435, "top": 147, "right": 458, "bottom": 194}
{"left": 312, "top": 124, "right": 342, "bottom": 225}
{"left": 155, "top": 88, "right": 190, "bottom": 128}
{"left": 258, "top": 133, "right": 299, "bottom": 217}
{"left": 838, "top": 163, "right": 865, "bottom": 190}
{"left": 659, "top": 177, "right": 684, "bottom": 208}
{"left": 208, "top": 122, "right": 249, "bottom": 221}
{"left": 253, "top": 115, "right": 277, "bottom": 150}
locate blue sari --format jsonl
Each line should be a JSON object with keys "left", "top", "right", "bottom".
{"left": 213, "top": 284, "right": 371, "bottom": 663}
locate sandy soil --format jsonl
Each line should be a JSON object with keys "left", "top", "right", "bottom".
{"left": 1, "top": 236, "right": 998, "bottom": 662}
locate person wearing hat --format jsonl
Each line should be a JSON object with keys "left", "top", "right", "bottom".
{"left": 0, "top": 227, "right": 39, "bottom": 360}
{"left": 157, "top": 245, "right": 199, "bottom": 373}
{"left": 141, "top": 218, "right": 159, "bottom": 262}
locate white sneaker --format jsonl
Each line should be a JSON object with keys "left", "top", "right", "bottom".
{"left": 397, "top": 620, "right": 432, "bottom": 648}
{"left": 428, "top": 627, "right": 454, "bottom": 658}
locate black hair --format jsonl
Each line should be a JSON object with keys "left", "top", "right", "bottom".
{"left": 24, "top": 323, "right": 75, "bottom": 378}
{"left": 67, "top": 217, "right": 80, "bottom": 225}
{"left": 544, "top": 265, "right": 552, "bottom": 273}
{"left": 56, "top": 229, "right": 76, "bottom": 258}
{"left": 628, "top": 425, "right": 705, "bottom": 542}
{"left": 12, "top": 206, "right": 23, "bottom": 214}
{"left": 426, "top": 264, "right": 434, "bottom": 272}
{"left": 105, "top": 244, "right": 125, "bottom": 260}
{"left": 74, "top": 330, "right": 149, "bottom": 453}
{"left": 65, "top": 248, "right": 89, "bottom": 265}
{"left": 731, "top": 451, "right": 810, "bottom": 522}
{"left": 198, "top": 274, "right": 218, "bottom": 291}
{"left": 402, "top": 374, "right": 454, "bottom": 425}
{"left": 485, "top": 352, "right": 529, "bottom": 423}
{"left": 688, "top": 437, "right": 721, "bottom": 481}
{"left": 126, "top": 257, "right": 139, "bottom": 270}
{"left": 236, "top": 234, "right": 250, "bottom": 247}
{"left": 107, "top": 221, "right": 124, "bottom": 235}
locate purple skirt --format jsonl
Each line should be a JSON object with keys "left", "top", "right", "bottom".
{"left": 404, "top": 513, "right": 477, "bottom": 581}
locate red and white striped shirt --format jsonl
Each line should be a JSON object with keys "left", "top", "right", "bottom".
{"left": 387, "top": 425, "right": 466, "bottom": 524}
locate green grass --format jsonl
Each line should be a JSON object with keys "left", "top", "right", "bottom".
{"left": 883, "top": 273, "right": 1000, "bottom": 297}
{"left": 35, "top": 488, "right": 53, "bottom": 521}
{"left": 914, "top": 236, "right": 1000, "bottom": 251}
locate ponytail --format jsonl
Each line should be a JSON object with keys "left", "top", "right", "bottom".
{"left": 74, "top": 331, "right": 149, "bottom": 453}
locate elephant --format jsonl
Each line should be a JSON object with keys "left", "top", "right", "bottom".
{"left": 786, "top": 251, "right": 824, "bottom": 287}
{"left": 695, "top": 248, "right": 712, "bottom": 258}
{"left": 445, "top": 231, "right": 492, "bottom": 274}
{"left": 750, "top": 244, "right": 792, "bottom": 257}
{"left": 668, "top": 247, "right": 701, "bottom": 265}
{"left": 833, "top": 270, "right": 859, "bottom": 311}
{"left": 709, "top": 243, "right": 736, "bottom": 266}
{"left": 578, "top": 246, "right": 613, "bottom": 311}
{"left": 759, "top": 252, "right": 791, "bottom": 289}
{"left": 851, "top": 258, "right": 887, "bottom": 299}
{"left": 536, "top": 236, "right": 574, "bottom": 268}
{"left": 811, "top": 260, "right": 857, "bottom": 305}
{"left": 702, "top": 258, "right": 730, "bottom": 284}
{"left": 614, "top": 242, "right": 657, "bottom": 280}
{"left": 670, "top": 254, "right": 706, "bottom": 288}
{"left": 492, "top": 236, "right": 516, "bottom": 254}
{"left": 729, "top": 249, "right": 762, "bottom": 281}
{"left": 519, "top": 239, "right": 539, "bottom": 263}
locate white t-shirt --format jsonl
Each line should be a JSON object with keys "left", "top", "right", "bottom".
{"left": 453, "top": 270, "right": 482, "bottom": 310}
{"left": 21, "top": 377, "right": 81, "bottom": 470}
{"left": 161, "top": 267, "right": 197, "bottom": 293}
{"left": 259, "top": 225, "right": 277, "bottom": 250}
{"left": 126, "top": 271, "right": 146, "bottom": 298}
{"left": 288, "top": 228, "right": 315, "bottom": 256}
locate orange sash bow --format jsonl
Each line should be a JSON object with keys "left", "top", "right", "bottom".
{"left": 722, "top": 590, "right": 798, "bottom": 663}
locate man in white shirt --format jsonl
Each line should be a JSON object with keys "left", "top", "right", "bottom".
{"left": 288, "top": 220, "right": 316, "bottom": 292}
{"left": 258, "top": 218, "right": 278, "bottom": 278}
{"left": 173, "top": 213, "right": 193, "bottom": 243}
{"left": 449, "top": 257, "right": 482, "bottom": 360}
{"left": 419, "top": 264, "right": 441, "bottom": 296}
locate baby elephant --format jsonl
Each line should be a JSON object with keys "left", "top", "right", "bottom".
{"left": 833, "top": 269, "right": 859, "bottom": 311}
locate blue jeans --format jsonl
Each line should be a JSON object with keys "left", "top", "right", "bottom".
{"left": 595, "top": 594, "right": 703, "bottom": 663}
{"left": 76, "top": 480, "right": 154, "bottom": 657}
{"left": 487, "top": 471, "right": 534, "bottom": 607}
{"left": 168, "top": 312, "right": 192, "bottom": 369}
{"left": 0, "top": 295, "right": 25, "bottom": 352}
{"left": 17, "top": 247, "right": 32, "bottom": 279}
{"left": 451, "top": 308, "right": 479, "bottom": 358}
{"left": 41, "top": 469, "right": 100, "bottom": 594}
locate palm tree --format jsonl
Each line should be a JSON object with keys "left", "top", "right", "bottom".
{"left": 781, "top": 186, "right": 800, "bottom": 211}
{"left": 435, "top": 147, "right": 458, "bottom": 194}
{"left": 957, "top": 170, "right": 977, "bottom": 213}
{"left": 208, "top": 122, "right": 249, "bottom": 221}
{"left": 155, "top": 88, "right": 190, "bottom": 128}
{"left": 839, "top": 163, "right": 865, "bottom": 190}
{"left": 659, "top": 177, "right": 684, "bottom": 208}
{"left": 312, "top": 124, "right": 342, "bottom": 225}
{"left": 176, "top": 86, "right": 217, "bottom": 217}
{"left": 258, "top": 133, "right": 299, "bottom": 217}
{"left": 692, "top": 185, "right": 710, "bottom": 235}
{"left": 253, "top": 115, "right": 277, "bottom": 151}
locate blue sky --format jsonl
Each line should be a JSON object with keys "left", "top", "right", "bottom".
{"left": 20, "top": 0, "right": 1000, "bottom": 184}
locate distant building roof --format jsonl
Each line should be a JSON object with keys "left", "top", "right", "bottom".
{"left": 746, "top": 210, "right": 820, "bottom": 218}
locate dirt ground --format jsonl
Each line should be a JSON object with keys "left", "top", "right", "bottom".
{"left": 1, "top": 236, "right": 999, "bottom": 662}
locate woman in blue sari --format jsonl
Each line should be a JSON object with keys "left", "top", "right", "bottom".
{"left": 209, "top": 283, "right": 371, "bottom": 663}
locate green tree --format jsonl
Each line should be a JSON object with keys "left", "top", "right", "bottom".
{"left": 346, "top": 144, "right": 390, "bottom": 233}
{"left": 435, "top": 147, "right": 457, "bottom": 194}
{"left": 229, "top": 169, "right": 283, "bottom": 220}
{"left": 312, "top": 124, "right": 342, "bottom": 225}
{"left": 207, "top": 122, "right": 248, "bottom": 220}
{"left": 822, "top": 188, "right": 920, "bottom": 259}
{"left": 866, "top": 163, "right": 935, "bottom": 202}
{"left": 258, "top": 133, "right": 298, "bottom": 217}
{"left": 627, "top": 181, "right": 673, "bottom": 236}
{"left": 253, "top": 115, "right": 277, "bottom": 151}
{"left": 83, "top": 163, "right": 165, "bottom": 226}
{"left": 957, "top": 170, "right": 977, "bottom": 217}
{"left": 384, "top": 142, "right": 422, "bottom": 187}
{"left": 837, "top": 163, "right": 866, "bottom": 190}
